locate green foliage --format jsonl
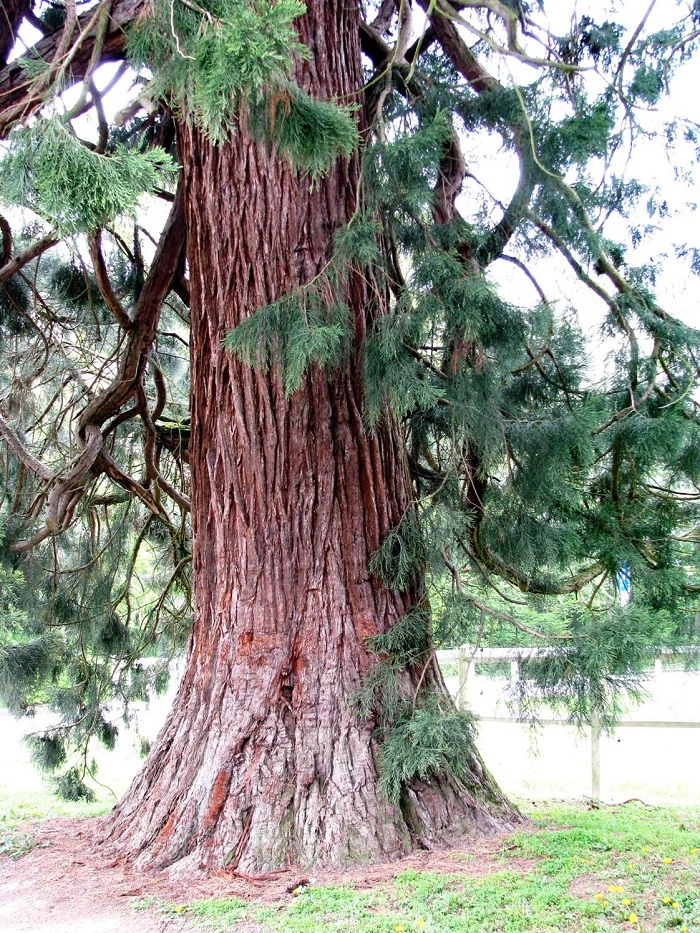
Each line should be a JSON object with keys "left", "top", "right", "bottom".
{"left": 364, "top": 111, "right": 452, "bottom": 216}
{"left": 369, "top": 512, "right": 425, "bottom": 592}
{"left": 223, "top": 281, "right": 351, "bottom": 396}
{"left": 97, "top": 717, "right": 119, "bottom": 751}
{"left": 353, "top": 608, "right": 430, "bottom": 727}
{"left": 0, "top": 640, "right": 53, "bottom": 715}
{"left": 39, "top": 3, "right": 66, "bottom": 31}
{"left": 126, "top": 0, "right": 358, "bottom": 170}
{"left": 95, "top": 613, "right": 129, "bottom": 657}
{"left": 378, "top": 703, "right": 478, "bottom": 803}
{"left": 52, "top": 767, "right": 96, "bottom": 802}
{"left": 629, "top": 63, "right": 664, "bottom": 104}
{"left": 0, "top": 277, "right": 31, "bottom": 334}
{"left": 366, "top": 607, "right": 430, "bottom": 666}
{"left": 127, "top": 0, "right": 306, "bottom": 144}
{"left": 514, "top": 606, "right": 659, "bottom": 729}
{"left": 0, "top": 119, "right": 174, "bottom": 234}
{"left": 25, "top": 733, "right": 67, "bottom": 772}
{"left": 352, "top": 650, "right": 406, "bottom": 728}
{"left": 539, "top": 100, "right": 614, "bottom": 168}
{"left": 249, "top": 84, "right": 358, "bottom": 176}
{"left": 49, "top": 262, "right": 102, "bottom": 310}
{"left": 357, "top": 605, "right": 486, "bottom": 804}
{"left": 361, "top": 321, "right": 444, "bottom": 429}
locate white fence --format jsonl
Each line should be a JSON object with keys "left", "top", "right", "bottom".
{"left": 437, "top": 645, "right": 700, "bottom": 799}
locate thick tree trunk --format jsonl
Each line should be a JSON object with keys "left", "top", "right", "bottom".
{"left": 103, "top": 0, "right": 519, "bottom": 874}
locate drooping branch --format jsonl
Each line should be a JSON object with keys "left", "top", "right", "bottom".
{"left": 7, "top": 185, "right": 186, "bottom": 548}
{"left": 468, "top": 527, "right": 607, "bottom": 596}
{"left": 78, "top": 184, "right": 186, "bottom": 433}
{"left": 96, "top": 447, "right": 173, "bottom": 523}
{"left": 0, "top": 0, "right": 144, "bottom": 136}
{"left": 45, "top": 423, "right": 103, "bottom": 531}
{"left": 0, "top": 233, "right": 59, "bottom": 284}
{"left": 0, "top": 409, "right": 53, "bottom": 481}
{"left": 89, "top": 231, "right": 132, "bottom": 329}
{"left": 416, "top": 0, "right": 537, "bottom": 266}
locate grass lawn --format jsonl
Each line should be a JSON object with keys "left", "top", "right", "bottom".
{"left": 3, "top": 788, "right": 698, "bottom": 932}
{"left": 170, "top": 801, "right": 700, "bottom": 932}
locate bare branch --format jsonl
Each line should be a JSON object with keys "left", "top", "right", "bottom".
{"left": 0, "top": 234, "right": 59, "bottom": 285}
{"left": 45, "top": 423, "right": 103, "bottom": 531}
{"left": 370, "top": 0, "right": 398, "bottom": 35}
{"left": 97, "top": 447, "right": 173, "bottom": 523}
{"left": 89, "top": 230, "right": 132, "bottom": 329}
{"left": 0, "top": 410, "right": 53, "bottom": 481}
{"left": 0, "top": 0, "right": 144, "bottom": 136}
{"left": 79, "top": 184, "right": 186, "bottom": 432}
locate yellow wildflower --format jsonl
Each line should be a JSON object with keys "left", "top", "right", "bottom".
{"left": 663, "top": 896, "right": 672, "bottom": 904}
{"left": 622, "top": 898, "right": 633, "bottom": 907}
{"left": 673, "top": 902, "right": 680, "bottom": 909}
{"left": 395, "top": 926, "right": 404, "bottom": 932}
{"left": 627, "top": 913, "right": 638, "bottom": 925}
{"left": 608, "top": 884, "right": 624, "bottom": 893}
{"left": 691, "top": 848, "right": 698, "bottom": 854}
{"left": 680, "top": 926, "right": 688, "bottom": 932}
{"left": 663, "top": 857, "right": 673, "bottom": 864}
{"left": 595, "top": 893, "right": 603, "bottom": 900}
{"left": 642, "top": 847, "right": 649, "bottom": 853}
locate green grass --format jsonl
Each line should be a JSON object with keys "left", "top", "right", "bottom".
{"left": 164, "top": 802, "right": 700, "bottom": 932}
{"left": 1, "top": 787, "right": 698, "bottom": 931}
{"left": 0, "top": 788, "right": 111, "bottom": 860}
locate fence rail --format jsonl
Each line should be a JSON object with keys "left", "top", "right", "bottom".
{"left": 436, "top": 645, "right": 700, "bottom": 798}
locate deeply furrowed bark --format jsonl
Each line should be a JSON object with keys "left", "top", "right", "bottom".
{"left": 103, "top": 0, "right": 519, "bottom": 874}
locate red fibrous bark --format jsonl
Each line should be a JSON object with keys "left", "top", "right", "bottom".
{"left": 104, "top": 0, "right": 518, "bottom": 874}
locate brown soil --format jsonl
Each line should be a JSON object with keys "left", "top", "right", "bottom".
{"left": 0, "top": 816, "right": 532, "bottom": 932}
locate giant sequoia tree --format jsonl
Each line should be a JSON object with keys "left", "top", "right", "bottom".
{"left": 1, "top": 0, "right": 700, "bottom": 873}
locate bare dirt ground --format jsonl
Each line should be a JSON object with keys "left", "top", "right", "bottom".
{"left": 0, "top": 816, "right": 529, "bottom": 933}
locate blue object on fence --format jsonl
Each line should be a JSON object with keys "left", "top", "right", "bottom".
{"left": 616, "top": 563, "right": 631, "bottom": 603}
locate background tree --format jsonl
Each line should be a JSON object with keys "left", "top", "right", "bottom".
{"left": 0, "top": 0, "right": 699, "bottom": 872}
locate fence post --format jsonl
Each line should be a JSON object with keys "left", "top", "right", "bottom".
{"left": 457, "top": 645, "right": 467, "bottom": 710}
{"left": 510, "top": 657, "right": 520, "bottom": 687}
{"left": 591, "top": 710, "right": 601, "bottom": 798}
